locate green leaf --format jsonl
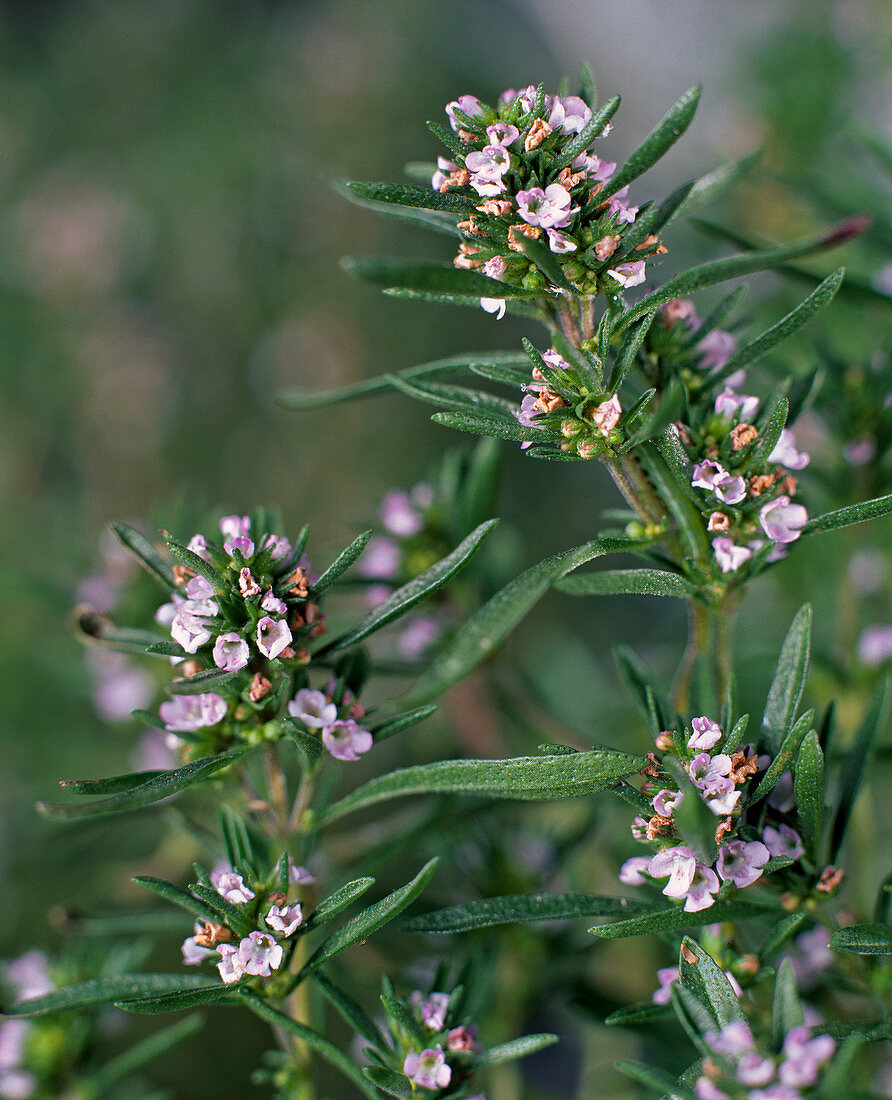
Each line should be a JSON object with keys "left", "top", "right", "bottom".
{"left": 638, "top": 443, "right": 711, "bottom": 563}
{"left": 319, "top": 749, "right": 645, "bottom": 827}
{"left": 403, "top": 892, "right": 658, "bottom": 933}
{"left": 552, "top": 94, "right": 622, "bottom": 170}
{"left": 617, "top": 221, "right": 863, "bottom": 330}
{"left": 772, "top": 959, "right": 804, "bottom": 1050}
{"left": 589, "top": 900, "right": 773, "bottom": 940}
{"left": 519, "top": 233, "right": 574, "bottom": 291}
{"left": 165, "top": 538, "right": 226, "bottom": 591}
{"left": 708, "top": 271, "right": 843, "bottom": 388}
{"left": 817, "top": 1035, "right": 868, "bottom": 1099}
{"left": 431, "top": 409, "right": 559, "bottom": 442}
{"left": 60, "top": 771, "right": 165, "bottom": 796}
{"left": 761, "top": 605, "right": 812, "bottom": 756}
{"left": 604, "top": 1002, "right": 674, "bottom": 1027}
{"left": 278, "top": 350, "right": 528, "bottom": 410}
{"left": 132, "top": 876, "right": 226, "bottom": 925}
{"left": 370, "top": 705, "right": 437, "bottom": 742}
{"left": 115, "top": 984, "right": 235, "bottom": 1014}
{"left": 598, "top": 86, "right": 701, "bottom": 202}
{"left": 474, "top": 1033, "right": 559, "bottom": 1067}
{"left": 320, "top": 520, "right": 498, "bottom": 654}
{"left": 280, "top": 718, "right": 324, "bottom": 764}
{"left": 240, "top": 991, "right": 378, "bottom": 1099}
{"left": 401, "top": 535, "right": 648, "bottom": 707}
{"left": 169, "top": 668, "right": 239, "bottom": 695}
{"left": 794, "top": 729, "right": 825, "bottom": 861}
{"left": 749, "top": 395, "right": 789, "bottom": 470}
{"left": 616, "top": 1061, "right": 696, "bottom": 1099}
{"left": 72, "top": 611, "right": 169, "bottom": 657}
{"left": 342, "top": 257, "right": 532, "bottom": 298}
{"left": 311, "top": 531, "right": 373, "bottom": 596}
{"left": 300, "top": 860, "right": 439, "bottom": 977}
{"left": 829, "top": 924, "right": 892, "bottom": 955}
{"left": 188, "top": 883, "right": 255, "bottom": 938}
{"left": 802, "top": 494, "right": 892, "bottom": 537}
{"left": 830, "top": 679, "right": 889, "bottom": 860}
{"left": 678, "top": 938, "right": 744, "bottom": 1028}
{"left": 309, "top": 877, "right": 376, "bottom": 927}
{"left": 662, "top": 150, "right": 761, "bottom": 229}
{"left": 345, "top": 179, "right": 475, "bottom": 215}
{"left": 555, "top": 568, "right": 697, "bottom": 599}
{"left": 386, "top": 374, "right": 518, "bottom": 417}
{"left": 759, "top": 912, "right": 807, "bottom": 960}
{"left": 333, "top": 178, "right": 459, "bottom": 238}
{"left": 38, "top": 748, "right": 251, "bottom": 821}
{"left": 748, "top": 710, "right": 814, "bottom": 807}
{"left": 110, "top": 522, "right": 177, "bottom": 593}
{"left": 380, "top": 993, "right": 427, "bottom": 1046}
{"left": 361, "top": 1067, "right": 413, "bottom": 1098}
{"left": 6, "top": 974, "right": 220, "bottom": 1017}
{"left": 606, "top": 312, "right": 654, "bottom": 392}
{"left": 90, "top": 1013, "right": 204, "bottom": 1093}
{"left": 314, "top": 971, "right": 384, "bottom": 1048}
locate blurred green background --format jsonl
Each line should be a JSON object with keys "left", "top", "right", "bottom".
{"left": 1, "top": 0, "right": 891, "bottom": 1095}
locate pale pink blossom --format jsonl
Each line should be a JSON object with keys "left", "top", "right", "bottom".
{"left": 606, "top": 186, "right": 638, "bottom": 224}
{"left": 499, "top": 86, "right": 536, "bottom": 112}
{"left": 4, "top": 953, "right": 54, "bottom": 1001}
{"left": 224, "top": 535, "right": 255, "bottom": 559}
{"left": 515, "top": 184, "right": 575, "bottom": 229}
{"left": 186, "top": 575, "right": 215, "bottom": 601}
{"left": 322, "top": 719, "right": 373, "bottom": 762}
{"left": 717, "top": 840, "right": 771, "bottom": 888}
{"left": 261, "top": 590, "right": 287, "bottom": 615}
{"left": 171, "top": 605, "right": 216, "bottom": 654}
{"left": 683, "top": 863, "right": 721, "bottom": 911}
{"left": 403, "top": 1047, "right": 452, "bottom": 1090}
{"left": 220, "top": 515, "right": 250, "bottom": 540}
{"left": 465, "top": 145, "right": 511, "bottom": 181}
{"left": 607, "top": 261, "right": 646, "bottom": 289}
{"left": 572, "top": 152, "right": 616, "bottom": 181}
{"left": 652, "top": 966, "right": 679, "bottom": 1004}
{"left": 652, "top": 789, "right": 683, "bottom": 817}
{"left": 397, "top": 616, "right": 442, "bottom": 660}
{"left": 779, "top": 1027, "right": 835, "bottom": 1087}
{"left": 381, "top": 490, "right": 424, "bottom": 536}
{"left": 216, "top": 944, "right": 244, "bottom": 984}
{"left": 187, "top": 534, "right": 212, "bottom": 561}
{"left": 769, "top": 429, "right": 810, "bottom": 470}
{"left": 648, "top": 845, "right": 696, "bottom": 899}
{"left": 618, "top": 856, "right": 652, "bottom": 885}
{"left": 689, "top": 716, "right": 722, "bottom": 751}
{"left": 159, "top": 692, "right": 227, "bottom": 733}
{"left": 264, "top": 534, "right": 292, "bottom": 561}
{"left": 445, "top": 95, "right": 483, "bottom": 131}
{"left": 546, "top": 228, "right": 577, "bottom": 253}
{"left": 592, "top": 394, "right": 622, "bottom": 436}
{"left": 759, "top": 496, "right": 808, "bottom": 544}
{"left": 265, "top": 904, "right": 303, "bottom": 937}
{"left": 697, "top": 330, "right": 736, "bottom": 371}
{"left": 431, "top": 156, "right": 458, "bottom": 191}
{"left": 210, "top": 871, "right": 255, "bottom": 905}
{"left": 548, "top": 95, "right": 591, "bottom": 134}
{"left": 858, "top": 624, "right": 892, "bottom": 666}
{"left": 288, "top": 688, "right": 337, "bottom": 729}
{"left": 237, "top": 932, "right": 284, "bottom": 977}
{"left": 288, "top": 861, "right": 316, "bottom": 885}
{"left": 412, "top": 991, "right": 451, "bottom": 1032}
{"left": 482, "top": 256, "right": 506, "bottom": 280}
{"left": 715, "top": 387, "right": 758, "bottom": 421}
{"left": 257, "top": 616, "right": 292, "bottom": 659}
{"left": 213, "top": 632, "right": 249, "bottom": 672}
{"left": 762, "top": 823, "right": 804, "bottom": 861}
{"left": 712, "top": 537, "right": 752, "bottom": 574}
{"left": 487, "top": 122, "right": 519, "bottom": 146}
{"left": 181, "top": 922, "right": 213, "bottom": 965}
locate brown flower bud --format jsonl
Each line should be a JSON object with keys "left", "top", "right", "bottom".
{"left": 748, "top": 474, "right": 775, "bottom": 498}
{"left": 476, "top": 198, "right": 513, "bottom": 216}
{"left": 524, "top": 118, "right": 552, "bottom": 151}
{"left": 655, "top": 730, "right": 675, "bottom": 750}
{"left": 249, "top": 674, "right": 272, "bottom": 703}
{"left": 439, "top": 169, "right": 470, "bottom": 192}
{"left": 817, "top": 865, "right": 845, "bottom": 894}
{"left": 646, "top": 814, "right": 675, "bottom": 840}
{"left": 172, "top": 564, "right": 195, "bottom": 585}
{"left": 731, "top": 424, "right": 758, "bottom": 450}
{"left": 193, "top": 921, "right": 232, "bottom": 948}
{"left": 286, "top": 567, "right": 309, "bottom": 598}
{"left": 593, "top": 234, "right": 620, "bottom": 261}
{"left": 780, "top": 475, "right": 798, "bottom": 496}
{"left": 180, "top": 660, "right": 203, "bottom": 678}
{"left": 557, "top": 167, "right": 586, "bottom": 189}
{"left": 708, "top": 512, "right": 731, "bottom": 532}
{"left": 457, "top": 218, "right": 482, "bottom": 236}
{"left": 507, "top": 223, "right": 542, "bottom": 251}
{"left": 634, "top": 234, "right": 660, "bottom": 252}
{"left": 239, "top": 567, "right": 261, "bottom": 598}
{"left": 532, "top": 387, "right": 565, "bottom": 414}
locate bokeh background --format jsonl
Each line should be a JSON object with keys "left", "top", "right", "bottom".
{"left": 1, "top": 0, "right": 891, "bottom": 1096}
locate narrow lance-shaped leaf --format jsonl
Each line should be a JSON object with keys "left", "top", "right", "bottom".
{"left": 308, "top": 877, "right": 376, "bottom": 927}
{"left": 793, "top": 729, "right": 825, "bottom": 862}
{"left": 829, "top": 678, "right": 888, "bottom": 860}
{"left": 589, "top": 899, "right": 773, "bottom": 940}
{"left": 606, "top": 312, "right": 654, "bottom": 392}
{"left": 431, "top": 409, "right": 561, "bottom": 443}
{"left": 169, "top": 668, "right": 239, "bottom": 695}
{"left": 662, "top": 149, "right": 761, "bottom": 229}
{"left": 748, "top": 710, "right": 814, "bottom": 807}
{"left": 828, "top": 924, "right": 892, "bottom": 956}
{"left": 72, "top": 610, "right": 169, "bottom": 657}
{"left": 370, "top": 705, "right": 437, "bottom": 742}
{"left": 333, "top": 178, "right": 460, "bottom": 238}
{"left": 280, "top": 718, "right": 324, "bottom": 764}
{"left": 761, "top": 604, "right": 811, "bottom": 756}
{"left": 401, "top": 535, "right": 649, "bottom": 707}
{"left": 165, "top": 537, "right": 227, "bottom": 591}
{"left": 111, "top": 522, "right": 177, "bottom": 593}
{"left": 38, "top": 747, "right": 252, "bottom": 821}
{"left": 678, "top": 937, "right": 745, "bottom": 1028}
{"left": 240, "top": 991, "right": 378, "bottom": 1100}
{"left": 520, "top": 233, "right": 575, "bottom": 291}
{"left": 278, "top": 350, "right": 528, "bottom": 410}
{"left": 319, "top": 749, "right": 645, "bottom": 827}
{"left": 362, "top": 1068, "right": 413, "bottom": 1099}
{"left": 6, "top": 974, "right": 219, "bottom": 1018}
{"left": 403, "top": 892, "right": 659, "bottom": 934}
{"left": 115, "top": 984, "right": 235, "bottom": 1015}
{"left": 638, "top": 442, "right": 711, "bottom": 563}
{"left": 708, "top": 270, "right": 843, "bottom": 388}
{"left": 772, "top": 960, "right": 805, "bottom": 1050}
{"left": 131, "top": 876, "right": 227, "bottom": 926}
{"left": 342, "top": 257, "right": 534, "bottom": 298}
{"left": 474, "top": 1034, "right": 559, "bottom": 1067}
{"left": 345, "top": 179, "right": 476, "bottom": 215}
{"left": 298, "top": 859, "right": 438, "bottom": 978}
{"left": 617, "top": 218, "right": 865, "bottom": 330}
{"left": 188, "top": 883, "right": 255, "bottom": 938}
{"left": 616, "top": 1061, "right": 696, "bottom": 1100}
{"left": 551, "top": 94, "right": 622, "bottom": 170}
{"left": 598, "top": 86, "right": 701, "bottom": 202}
{"left": 385, "top": 374, "right": 518, "bottom": 417}
{"left": 90, "top": 1013, "right": 205, "bottom": 1093}
{"left": 555, "top": 568, "right": 698, "bottom": 600}
{"left": 802, "top": 493, "right": 892, "bottom": 537}
{"left": 314, "top": 971, "right": 385, "bottom": 1047}
{"left": 311, "top": 530, "right": 372, "bottom": 597}
{"left": 748, "top": 396, "right": 789, "bottom": 469}
{"left": 319, "top": 520, "right": 498, "bottom": 655}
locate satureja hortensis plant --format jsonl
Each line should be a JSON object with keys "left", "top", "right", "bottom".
{"left": 3, "top": 74, "right": 891, "bottom": 1100}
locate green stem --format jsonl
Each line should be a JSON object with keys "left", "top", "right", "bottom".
{"left": 672, "top": 602, "right": 711, "bottom": 712}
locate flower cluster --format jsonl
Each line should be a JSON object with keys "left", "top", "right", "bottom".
{"left": 181, "top": 861, "right": 312, "bottom": 986}
{"left": 619, "top": 715, "right": 805, "bottom": 913}
{"left": 658, "top": 301, "right": 811, "bottom": 577}
{"left": 151, "top": 514, "right": 325, "bottom": 755}
{"left": 515, "top": 345, "right": 625, "bottom": 458}
{"left": 432, "top": 86, "right": 665, "bottom": 315}
{"left": 288, "top": 685, "right": 372, "bottom": 761}
{"left": 694, "top": 1020, "right": 835, "bottom": 1100}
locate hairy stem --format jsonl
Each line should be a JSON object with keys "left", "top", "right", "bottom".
{"left": 672, "top": 602, "right": 711, "bottom": 712}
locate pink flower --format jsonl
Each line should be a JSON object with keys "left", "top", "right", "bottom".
{"left": 380, "top": 490, "right": 423, "bottom": 537}
{"left": 607, "top": 261, "right": 646, "bottom": 288}
{"left": 515, "top": 184, "right": 575, "bottom": 229}
{"left": 769, "top": 429, "right": 810, "bottom": 470}
{"left": 736, "top": 1052, "right": 776, "bottom": 1086}
{"left": 171, "top": 603, "right": 218, "bottom": 653}
{"left": 858, "top": 624, "right": 892, "bottom": 666}
{"left": 691, "top": 460, "right": 745, "bottom": 505}
{"left": 181, "top": 922, "right": 213, "bottom": 965}
{"left": 209, "top": 870, "right": 255, "bottom": 905}
{"left": 257, "top": 616, "right": 292, "bottom": 659}
{"left": 480, "top": 296, "right": 506, "bottom": 319}
{"left": 322, "top": 719, "right": 373, "bottom": 762}
{"left": 693, "top": 1079, "right": 728, "bottom": 1100}
{"left": 445, "top": 95, "right": 483, "bottom": 131}
{"left": 447, "top": 1027, "right": 477, "bottom": 1052}
{"left": 683, "top": 863, "right": 721, "bottom": 911}
{"left": 689, "top": 716, "right": 722, "bottom": 751}
{"left": 618, "top": 856, "right": 652, "bottom": 885}
{"left": 712, "top": 537, "right": 752, "bottom": 574}
{"left": 762, "top": 823, "right": 804, "bottom": 861}
{"left": 592, "top": 394, "right": 622, "bottom": 436}
{"left": 264, "top": 534, "right": 292, "bottom": 561}
{"left": 652, "top": 966, "right": 679, "bottom": 1004}
{"left": 689, "top": 752, "right": 733, "bottom": 791}
{"left": 779, "top": 1027, "right": 835, "bottom": 1087}
{"left": 465, "top": 145, "right": 511, "bottom": 181}
{"left": 4, "top": 953, "right": 54, "bottom": 1001}
{"left": 715, "top": 387, "right": 758, "bottom": 421}
{"left": 212, "top": 632, "right": 249, "bottom": 672}
{"left": 403, "top": 1047, "right": 452, "bottom": 1090}
{"left": 487, "top": 122, "right": 519, "bottom": 146}
{"left": 707, "top": 1021, "right": 755, "bottom": 1057}
{"left": 288, "top": 861, "right": 316, "bottom": 885}
{"left": 224, "top": 535, "right": 255, "bottom": 559}
{"left": 216, "top": 943, "right": 244, "bottom": 984}
{"left": 606, "top": 186, "right": 638, "bottom": 224}
{"left": 548, "top": 95, "right": 592, "bottom": 134}
{"left": 648, "top": 846, "right": 696, "bottom": 899}
{"left": 288, "top": 688, "right": 337, "bottom": 730}
{"left": 499, "top": 85, "right": 536, "bottom": 112}
{"left": 546, "top": 228, "right": 577, "bottom": 253}
{"left": 359, "top": 537, "right": 401, "bottom": 580}
{"left": 759, "top": 496, "right": 808, "bottom": 544}
{"left": 398, "top": 616, "right": 442, "bottom": 660}
{"left": 412, "top": 991, "right": 451, "bottom": 1032}
{"left": 187, "top": 534, "right": 212, "bottom": 561}
{"left": 237, "top": 931, "right": 284, "bottom": 977}
{"left": 265, "top": 903, "right": 303, "bottom": 937}
{"left": 572, "top": 152, "right": 616, "bottom": 181}
{"left": 717, "top": 840, "right": 771, "bottom": 888}
{"left": 482, "top": 256, "right": 506, "bottom": 280}
{"left": 662, "top": 299, "right": 699, "bottom": 328}
{"left": 697, "top": 330, "right": 736, "bottom": 371}
{"left": 431, "top": 156, "right": 458, "bottom": 191}
{"left": 261, "top": 590, "right": 287, "bottom": 615}
{"left": 844, "top": 438, "right": 876, "bottom": 465}
{"left": 220, "top": 515, "right": 250, "bottom": 540}
{"left": 186, "top": 575, "right": 214, "bottom": 601}
{"left": 652, "top": 789, "right": 683, "bottom": 817}
{"left": 159, "top": 692, "right": 227, "bottom": 733}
